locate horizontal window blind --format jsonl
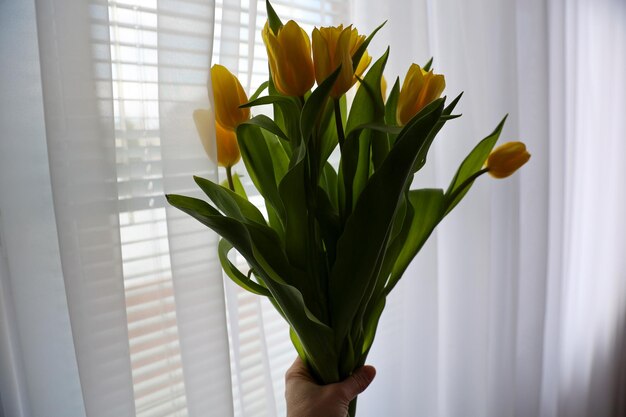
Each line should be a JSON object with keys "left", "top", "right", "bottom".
{"left": 108, "top": 0, "right": 188, "bottom": 415}
{"left": 107, "top": 0, "right": 218, "bottom": 415}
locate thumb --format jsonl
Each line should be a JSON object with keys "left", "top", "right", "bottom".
{"left": 336, "top": 366, "right": 376, "bottom": 401}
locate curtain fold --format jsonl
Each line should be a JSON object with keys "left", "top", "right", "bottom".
{"left": 157, "top": 1, "right": 235, "bottom": 415}
{"left": 34, "top": 0, "right": 137, "bottom": 415}
{"left": 0, "top": 1, "right": 87, "bottom": 416}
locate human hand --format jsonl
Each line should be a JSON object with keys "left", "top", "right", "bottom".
{"left": 285, "top": 357, "right": 376, "bottom": 417}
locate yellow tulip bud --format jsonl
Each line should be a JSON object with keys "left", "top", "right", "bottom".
{"left": 312, "top": 25, "right": 372, "bottom": 98}
{"left": 193, "top": 109, "right": 241, "bottom": 168}
{"left": 262, "top": 20, "right": 315, "bottom": 97}
{"left": 485, "top": 141, "right": 531, "bottom": 178}
{"left": 396, "top": 64, "right": 445, "bottom": 125}
{"left": 211, "top": 64, "right": 250, "bottom": 130}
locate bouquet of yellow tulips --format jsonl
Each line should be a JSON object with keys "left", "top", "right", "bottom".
{"left": 167, "top": 1, "right": 529, "bottom": 414}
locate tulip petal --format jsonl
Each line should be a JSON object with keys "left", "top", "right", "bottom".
{"left": 312, "top": 28, "right": 332, "bottom": 85}
{"left": 211, "top": 64, "right": 250, "bottom": 129}
{"left": 215, "top": 120, "right": 241, "bottom": 168}
{"left": 313, "top": 24, "right": 370, "bottom": 98}
{"left": 263, "top": 20, "right": 314, "bottom": 96}
{"left": 397, "top": 64, "right": 445, "bottom": 125}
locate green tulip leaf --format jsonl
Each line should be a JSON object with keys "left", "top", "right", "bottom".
{"left": 168, "top": 192, "right": 337, "bottom": 382}
{"left": 386, "top": 188, "right": 445, "bottom": 295}
{"left": 346, "top": 48, "right": 388, "bottom": 134}
{"left": 330, "top": 97, "right": 444, "bottom": 348}
{"left": 361, "top": 296, "right": 386, "bottom": 357}
{"left": 290, "top": 327, "right": 308, "bottom": 361}
{"left": 315, "top": 185, "right": 341, "bottom": 268}
{"left": 250, "top": 81, "right": 269, "bottom": 101}
{"left": 351, "top": 21, "right": 386, "bottom": 72}
{"left": 237, "top": 123, "right": 285, "bottom": 219}
{"left": 194, "top": 176, "right": 267, "bottom": 225}
{"left": 241, "top": 114, "right": 289, "bottom": 142}
{"left": 266, "top": 0, "right": 283, "bottom": 33}
{"left": 261, "top": 128, "right": 289, "bottom": 184}
{"left": 240, "top": 94, "right": 298, "bottom": 110}
{"left": 385, "top": 77, "right": 401, "bottom": 127}
{"left": 301, "top": 65, "right": 343, "bottom": 143}
{"left": 268, "top": 77, "right": 302, "bottom": 148}
{"left": 278, "top": 160, "right": 309, "bottom": 269}
{"left": 342, "top": 49, "right": 389, "bottom": 215}
{"left": 218, "top": 239, "right": 271, "bottom": 296}
{"left": 232, "top": 173, "right": 248, "bottom": 199}
{"left": 319, "top": 162, "right": 338, "bottom": 212}
{"left": 410, "top": 92, "right": 463, "bottom": 172}
{"left": 444, "top": 115, "right": 507, "bottom": 213}
{"left": 422, "top": 57, "right": 434, "bottom": 72}
{"left": 317, "top": 96, "right": 343, "bottom": 170}
{"left": 246, "top": 224, "right": 339, "bottom": 383}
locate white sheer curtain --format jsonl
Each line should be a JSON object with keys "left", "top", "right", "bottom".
{"left": 1, "top": 0, "right": 232, "bottom": 416}
{"left": 1, "top": 0, "right": 625, "bottom": 417}
{"left": 353, "top": 0, "right": 626, "bottom": 416}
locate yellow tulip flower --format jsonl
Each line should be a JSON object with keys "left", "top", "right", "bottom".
{"left": 262, "top": 20, "right": 315, "bottom": 97}
{"left": 211, "top": 64, "right": 250, "bottom": 130}
{"left": 193, "top": 109, "right": 241, "bottom": 168}
{"left": 485, "top": 141, "right": 531, "bottom": 178}
{"left": 396, "top": 64, "right": 445, "bottom": 125}
{"left": 312, "top": 25, "right": 372, "bottom": 98}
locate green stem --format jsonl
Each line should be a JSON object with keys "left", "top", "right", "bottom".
{"left": 333, "top": 98, "right": 345, "bottom": 151}
{"left": 445, "top": 168, "right": 489, "bottom": 212}
{"left": 226, "top": 166, "right": 235, "bottom": 191}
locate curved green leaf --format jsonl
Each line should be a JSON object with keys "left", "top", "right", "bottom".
{"left": 422, "top": 57, "right": 434, "bottom": 72}
{"left": 232, "top": 173, "right": 247, "bottom": 199}
{"left": 410, "top": 92, "right": 464, "bottom": 173}
{"left": 261, "top": 128, "right": 289, "bottom": 184}
{"left": 342, "top": 49, "right": 390, "bottom": 215}
{"left": 346, "top": 48, "right": 388, "bottom": 134}
{"left": 278, "top": 160, "right": 309, "bottom": 269}
{"left": 300, "top": 65, "right": 342, "bottom": 143}
{"left": 240, "top": 94, "right": 297, "bottom": 110}
{"left": 237, "top": 123, "right": 285, "bottom": 219}
{"left": 385, "top": 188, "right": 445, "bottom": 295}
{"left": 319, "top": 163, "right": 338, "bottom": 212}
{"left": 218, "top": 239, "right": 271, "bottom": 296}
{"left": 385, "top": 77, "right": 400, "bottom": 132}
{"left": 444, "top": 115, "right": 507, "bottom": 213}
{"left": 241, "top": 114, "right": 289, "bottom": 141}
{"left": 167, "top": 192, "right": 338, "bottom": 382}
{"left": 351, "top": 21, "right": 386, "bottom": 72}
{"left": 361, "top": 296, "right": 385, "bottom": 356}
{"left": 250, "top": 81, "right": 269, "bottom": 101}
{"left": 266, "top": 0, "right": 283, "bottom": 33}
{"left": 194, "top": 176, "right": 266, "bottom": 225}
